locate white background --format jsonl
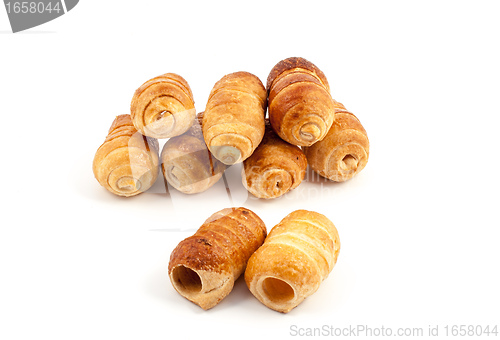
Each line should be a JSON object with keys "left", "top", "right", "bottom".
{"left": 1, "top": 1, "right": 499, "bottom": 339}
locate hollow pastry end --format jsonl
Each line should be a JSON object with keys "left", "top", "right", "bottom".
{"left": 324, "top": 145, "right": 368, "bottom": 182}
{"left": 116, "top": 176, "right": 141, "bottom": 193}
{"left": 340, "top": 154, "right": 359, "bottom": 171}
{"left": 299, "top": 122, "right": 321, "bottom": 142}
{"left": 284, "top": 110, "right": 330, "bottom": 147}
{"left": 163, "top": 163, "right": 223, "bottom": 194}
{"left": 259, "top": 276, "right": 297, "bottom": 311}
{"left": 250, "top": 275, "right": 299, "bottom": 313}
{"left": 169, "top": 264, "right": 234, "bottom": 310}
{"left": 243, "top": 168, "right": 293, "bottom": 199}
{"left": 163, "top": 165, "right": 194, "bottom": 193}
{"left": 210, "top": 145, "right": 242, "bottom": 165}
{"left": 171, "top": 265, "right": 202, "bottom": 293}
{"left": 106, "top": 164, "right": 155, "bottom": 197}
{"left": 206, "top": 130, "right": 254, "bottom": 164}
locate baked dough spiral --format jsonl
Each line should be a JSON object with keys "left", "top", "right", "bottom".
{"left": 93, "top": 114, "right": 159, "bottom": 197}
{"left": 169, "top": 207, "right": 267, "bottom": 310}
{"left": 130, "top": 73, "right": 196, "bottom": 139}
{"left": 203, "top": 71, "right": 266, "bottom": 165}
{"left": 242, "top": 121, "right": 307, "bottom": 199}
{"left": 245, "top": 210, "right": 340, "bottom": 313}
{"left": 161, "top": 113, "right": 226, "bottom": 194}
{"left": 267, "top": 57, "right": 336, "bottom": 147}
{"left": 303, "top": 100, "right": 369, "bottom": 182}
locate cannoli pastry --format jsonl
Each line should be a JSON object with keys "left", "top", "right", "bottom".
{"left": 242, "top": 120, "right": 307, "bottom": 199}
{"left": 203, "top": 71, "right": 266, "bottom": 165}
{"left": 267, "top": 57, "right": 335, "bottom": 146}
{"left": 93, "top": 114, "right": 159, "bottom": 197}
{"left": 303, "top": 100, "right": 369, "bottom": 182}
{"left": 130, "top": 73, "right": 196, "bottom": 139}
{"left": 169, "top": 207, "right": 267, "bottom": 310}
{"left": 245, "top": 210, "right": 340, "bottom": 313}
{"left": 161, "top": 112, "right": 226, "bottom": 194}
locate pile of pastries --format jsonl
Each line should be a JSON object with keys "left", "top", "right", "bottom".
{"left": 93, "top": 57, "right": 369, "bottom": 199}
{"left": 92, "top": 57, "right": 370, "bottom": 313}
{"left": 169, "top": 207, "right": 340, "bottom": 313}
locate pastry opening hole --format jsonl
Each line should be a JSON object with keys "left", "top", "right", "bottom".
{"left": 341, "top": 154, "right": 357, "bottom": 170}
{"left": 262, "top": 277, "right": 295, "bottom": 304}
{"left": 300, "top": 132, "right": 313, "bottom": 141}
{"left": 172, "top": 266, "right": 202, "bottom": 293}
{"left": 117, "top": 176, "right": 139, "bottom": 192}
{"left": 213, "top": 146, "right": 241, "bottom": 165}
{"left": 299, "top": 123, "right": 320, "bottom": 142}
{"left": 170, "top": 166, "right": 179, "bottom": 181}
{"left": 223, "top": 155, "right": 235, "bottom": 164}
{"left": 156, "top": 110, "right": 171, "bottom": 121}
{"left": 167, "top": 166, "right": 183, "bottom": 187}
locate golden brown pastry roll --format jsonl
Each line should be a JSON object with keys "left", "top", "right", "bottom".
{"left": 245, "top": 210, "right": 340, "bottom": 313}
{"left": 169, "top": 207, "right": 267, "bottom": 310}
{"left": 130, "top": 73, "right": 196, "bottom": 139}
{"left": 203, "top": 71, "right": 266, "bottom": 165}
{"left": 93, "top": 114, "right": 159, "bottom": 197}
{"left": 242, "top": 121, "right": 307, "bottom": 199}
{"left": 161, "top": 112, "right": 226, "bottom": 194}
{"left": 267, "top": 57, "right": 335, "bottom": 146}
{"left": 303, "top": 100, "right": 369, "bottom": 182}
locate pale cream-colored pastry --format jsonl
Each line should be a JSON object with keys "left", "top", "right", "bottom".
{"left": 303, "top": 100, "right": 369, "bottom": 182}
{"left": 267, "top": 57, "right": 335, "bottom": 146}
{"left": 93, "top": 114, "right": 159, "bottom": 197}
{"left": 203, "top": 71, "right": 266, "bottom": 165}
{"left": 245, "top": 210, "right": 340, "bottom": 313}
{"left": 169, "top": 207, "right": 267, "bottom": 310}
{"left": 242, "top": 120, "right": 307, "bottom": 199}
{"left": 161, "top": 112, "right": 226, "bottom": 194}
{"left": 130, "top": 73, "right": 196, "bottom": 139}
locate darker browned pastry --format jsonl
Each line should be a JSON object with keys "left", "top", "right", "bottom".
{"left": 267, "top": 57, "right": 336, "bottom": 146}
{"left": 168, "top": 207, "right": 267, "bottom": 310}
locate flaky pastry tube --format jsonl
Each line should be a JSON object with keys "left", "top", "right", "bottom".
{"left": 242, "top": 121, "right": 307, "bottom": 199}
{"left": 267, "top": 57, "right": 335, "bottom": 146}
{"left": 93, "top": 114, "right": 159, "bottom": 197}
{"left": 161, "top": 113, "right": 226, "bottom": 194}
{"left": 203, "top": 71, "right": 266, "bottom": 165}
{"left": 303, "top": 100, "right": 369, "bottom": 182}
{"left": 169, "top": 207, "right": 267, "bottom": 310}
{"left": 130, "top": 73, "right": 196, "bottom": 139}
{"left": 245, "top": 210, "right": 340, "bottom": 313}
